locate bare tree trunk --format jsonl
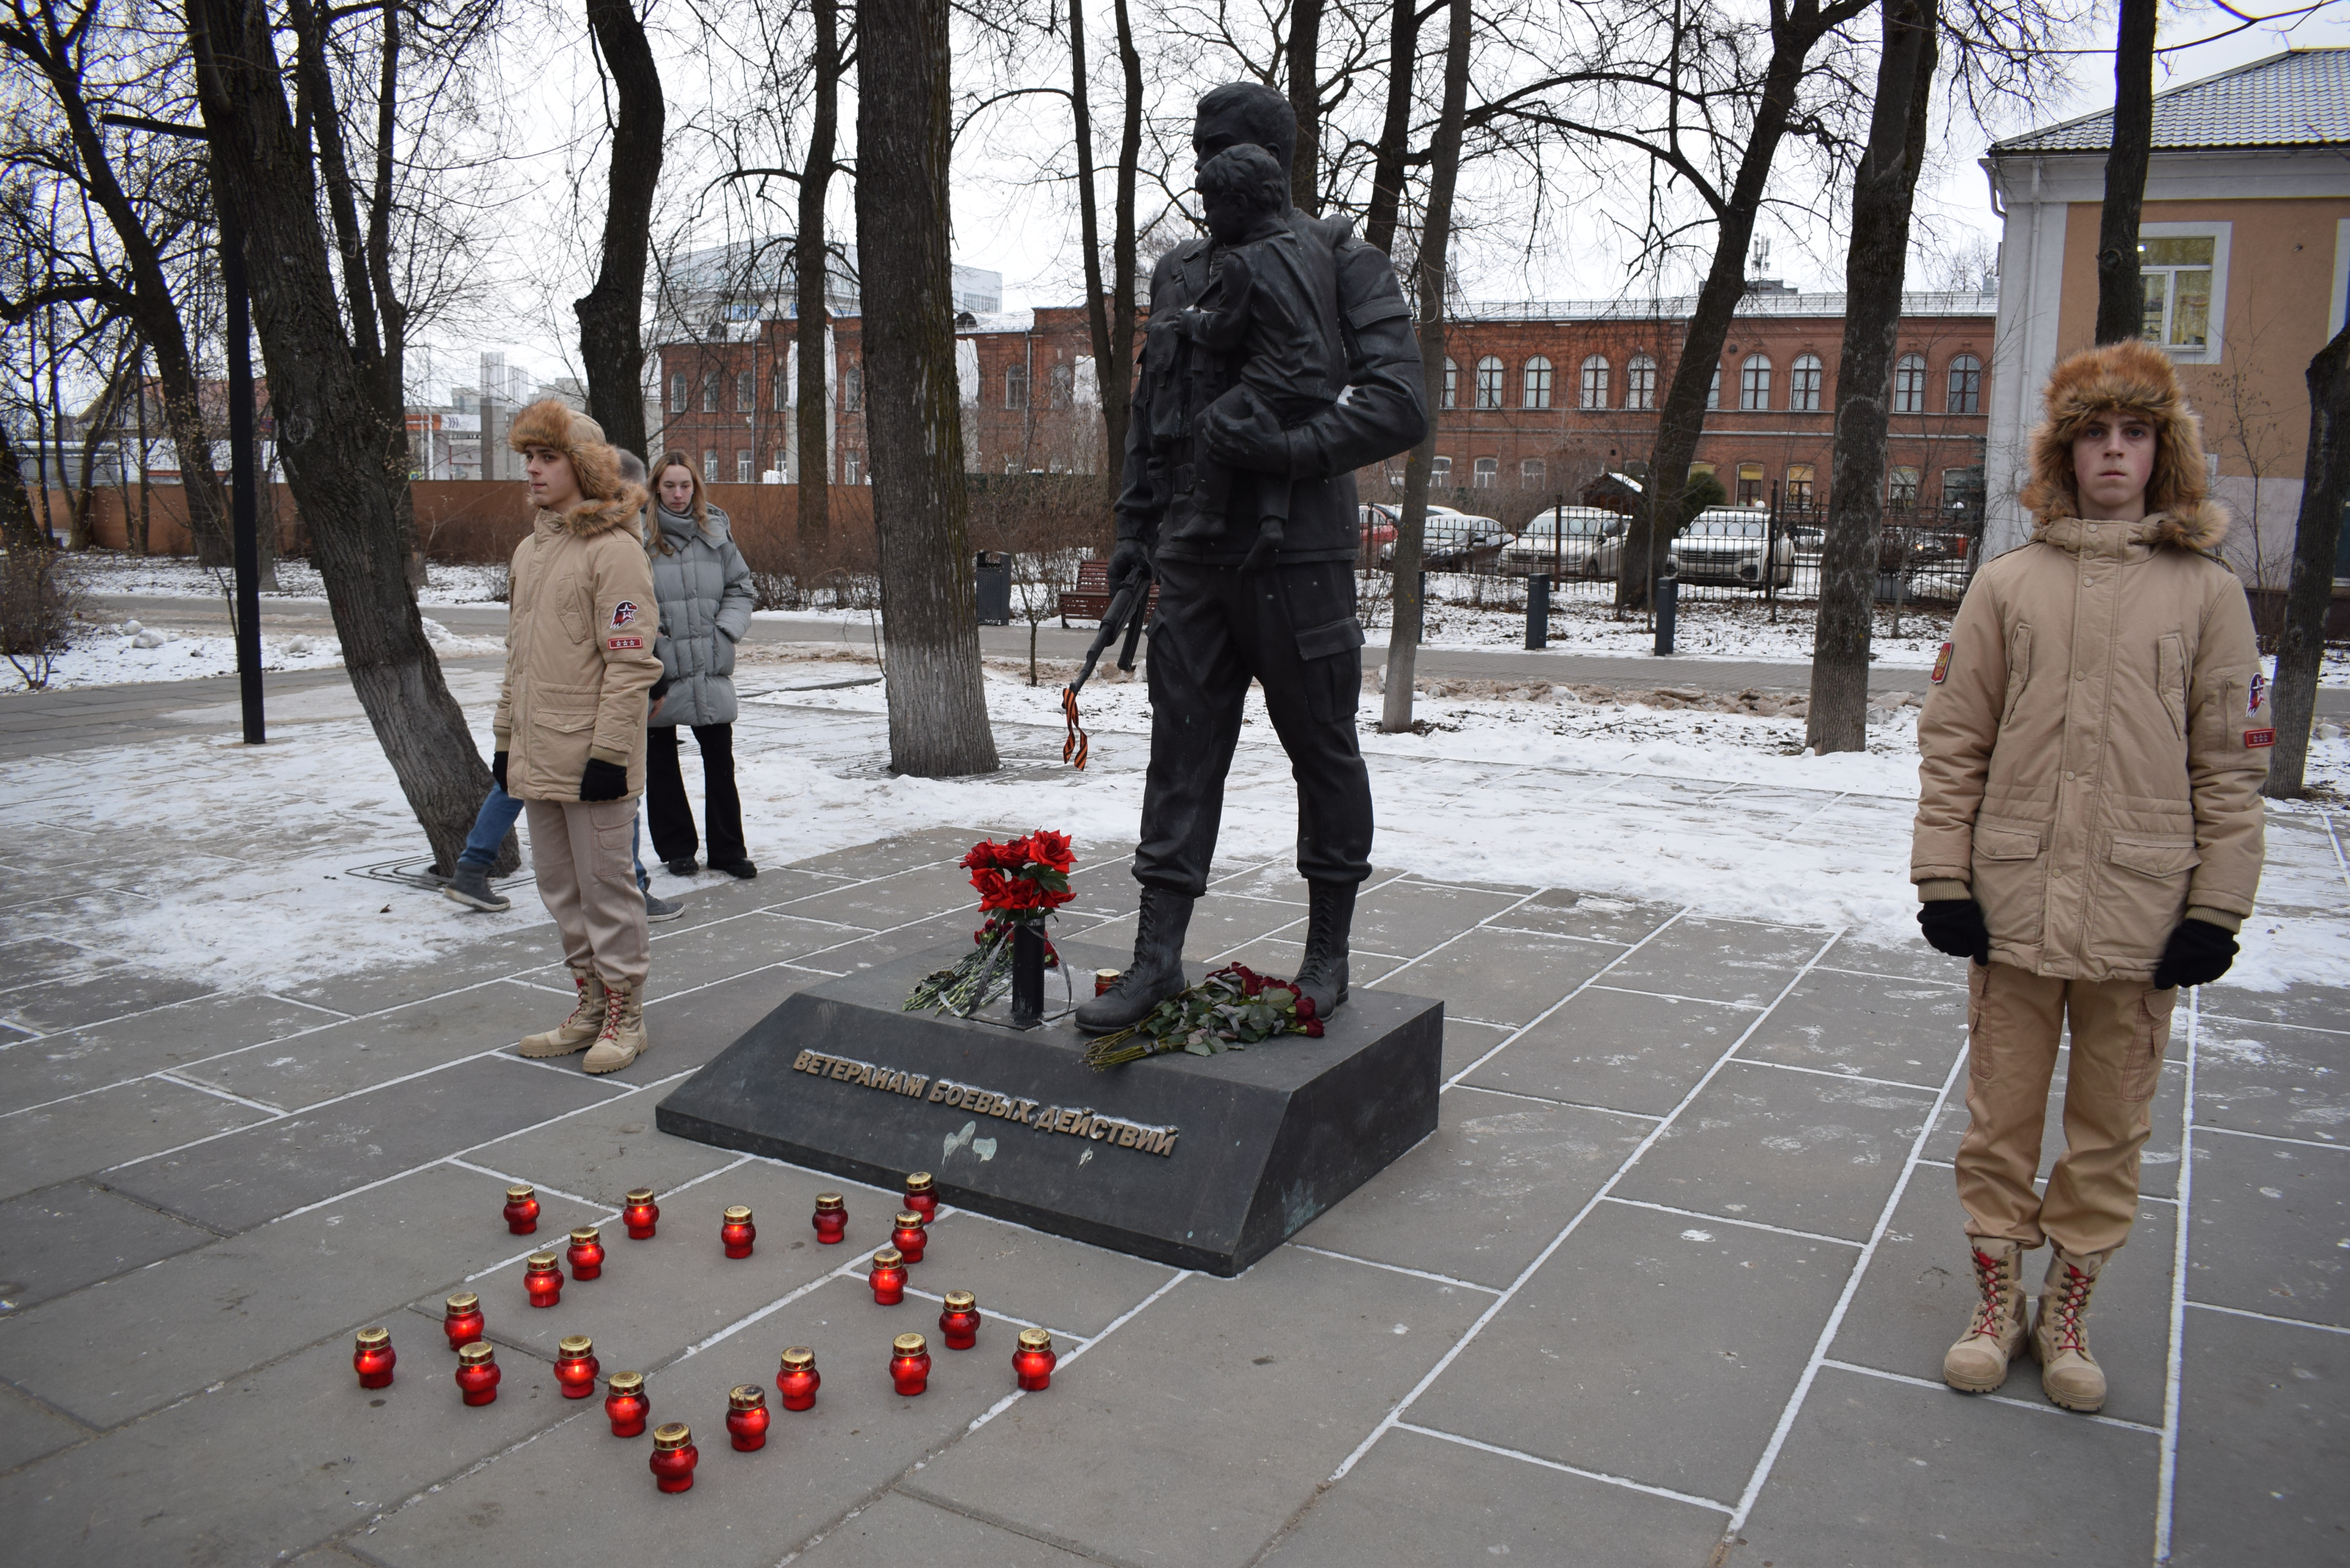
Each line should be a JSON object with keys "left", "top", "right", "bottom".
{"left": 1362, "top": 0, "right": 1421, "bottom": 258}
{"left": 188, "top": 0, "right": 509, "bottom": 874}
{"left": 70, "top": 340, "right": 139, "bottom": 551}
{"left": 2264, "top": 322, "right": 2350, "bottom": 798}
{"left": 1807, "top": 0, "right": 1936, "bottom": 754}
{"left": 577, "top": 0, "right": 664, "bottom": 458}
{"left": 132, "top": 349, "right": 152, "bottom": 555}
{"left": 1378, "top": 0, "right": 1468, "bottom": 733}
{"left": 1619, "top": 1, "right": 1856, "bottom": 611}
{"left": 794, "top": 0, "right": 841, "bottom": 562}
{"left": 2094, "top": 0, "right": 2157, "bottom": 345}
{"left": 1068, "top": 0, "right": 1138, "bottom": 502}
{"left": 857, "top": 0, "right": 998, "bottom": 777}
{"left": 1286, "top": 0, "right": 1327, "bottom": 214}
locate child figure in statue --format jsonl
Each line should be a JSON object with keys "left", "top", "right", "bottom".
{"left": 1182, "top": 143, "right": 1344, "bottom": 572}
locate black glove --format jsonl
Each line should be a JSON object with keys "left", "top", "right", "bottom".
{"left": 491, "top": 751, "right": 508, "bottom": 793}
{"left": 579, "top": 757, "right": 628, "bottom": 802}
{"left": 1200, "top": 389, "right": 1291, "bottom": 472}
{"left": 2154, "top": 918, "right": 2238, "bottom": 990}
{"left": 1918, "top": 898, "right": 1990, "bottom": 965}
{"left": 1106, "top": 537, "right": 1154, "bottom": 605}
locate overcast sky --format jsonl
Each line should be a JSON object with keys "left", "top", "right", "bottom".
{"left": 437, "top": 2, "right": 2350, "bottom": 400}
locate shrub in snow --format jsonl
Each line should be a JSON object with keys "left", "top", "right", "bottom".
{"left": 2, "top": 548, "right": 78, "bottom": 688}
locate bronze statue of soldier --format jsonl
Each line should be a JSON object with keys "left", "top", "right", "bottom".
{"left": 1076, "top": 81, "right": 1430, "bottom": 1034}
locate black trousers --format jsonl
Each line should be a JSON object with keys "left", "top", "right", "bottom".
{"left": 1134, "top": 557, "right": 1373, "bottom": 897}
{"left": 644, "top": 722, "right": 745, "bottom": 866}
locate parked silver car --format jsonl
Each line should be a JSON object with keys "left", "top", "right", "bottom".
{"left": 1669, "top": 509, "right": 1795, "bottom": 587}
{"left": 1499, "top": 506, "right": 1627, "bottom": 578}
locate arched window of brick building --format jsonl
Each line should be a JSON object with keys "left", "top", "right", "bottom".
{"left": 1625, "top": 354, "right": 1656, "bottom": 410}
{"left": 1473, "top": 456, "right": 1498, "bottom": 488}
{"left": 844, "top": 364, "right": 864, "bottom": 412}
{"left": 1475, "top": 356, "right": 1504, "bottom": 409}
{"left": 1004, "top": 363, "right": 1027, "bottom": 410}
{"left": 701, "top": 375, "right": 720, "bottom": 413}
{"left": 1785, "top": 463, "right": 1816, "bottom": 507}
{"left": 1524, "top": 356, "right": 1553, "bottom": 409}
{"left": 1740, "top": 355, "right": 1771, "bottom": 410}
{"left": 1946, "top": 354, "right": 1981, "bottom": 413}
{"left": 1790, "top": 354, "right": 1823, "bottom": 411}
{"left": 1893, "top": 353, "right": 1926, "bottom": 414}
{"left": 736, "top": 371, "right": 754, "bottom": 411}
{"left": 1888, "top": 465, "right": 1920, "bottom": 508}
{"left": 1580, "top": 355, "right": 1609, "bottom": 409}
{"left": 1050, "top": 362, "right": 1073, "bottom": 409}
{"left": 670, "top": 374, "right": 688, "bottom": 413}
{"left": 1442, "top": 358, "right": 1457, "bottom": 409}
{"left": 1522, "top": 458, "right": 1546, "bottom": 486}
{"left": 1736, "top": 462, "right": 1766, "bottom": 504}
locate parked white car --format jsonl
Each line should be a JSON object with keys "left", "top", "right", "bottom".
{"left": 1669, "top": 508, "right": 1795, "bottom": 587}
{"left": 1499, "top": 506, "right": 1628, "bottom": 578}
{"left": 1372, "top": 504, "right": 1511, "bottom": 571}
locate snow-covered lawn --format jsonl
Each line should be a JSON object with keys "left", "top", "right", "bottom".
{"left": 7, "top": 658, "right": 2343, "bottom": 1001}
{"left": 2, "top": 613, "right": 503, "bottom": 691}
{"left": 54, "top": 549, "right": 510, "bottom": 606}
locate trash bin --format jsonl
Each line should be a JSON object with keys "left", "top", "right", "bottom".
{"left": 974, "top": 552, "right": 1012, "bottom": 626}
{"left": 1525, "top": 573, "right": 1550, "bottom": 651}
{"left": 1653, "top": 571, "right": 1678, "bottom": 656}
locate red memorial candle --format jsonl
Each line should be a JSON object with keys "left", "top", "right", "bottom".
{"left": 455, "top": 1342, "right": 501, "bottom": 1405}
{"left": 811, "top": 1191, "right": 847, "bottom": 1245}
{"left": 502, "top": 1183, "right": 539, "bottom": 1235}
{"left": 1013, "top": 1328, "right": 1057, "bottom": 1392}
{"left": 889, "top": 1332, "right": 931, "bottom": 1397}
{"left": 938, "top": 1290, "right": 980, "bottom": 1351}
{"left": 720, "top": 1205, "right": 756, "bottom": 1260}
{"left": 353, "top": 1325, "right": 396, "bottom": 1389}
{"left": 605, "top": 1370, "right": 650, "bottom": 1436}
{"left": 523, "top": 1251, "right": 563, "bottom": 1308}
{"left": 622, "top": 1187, "right": 660, "bottom": 1240}
{"left": 891, "top": 1210, "right": 929, "bottom": 1265}
{"left": 566, "top": 1225, "right": 605, "bottom": 1281}
{"left": 649, "top": 1423, "right": 699, "bottom": 1492}
{"left": 902, "top": 1172, "right": 937, "bottom": 1224}
{"left": 442, "top": 1291, "right": 485, "bottom": 1351}
{"left": 555, "top": 1334, "right": 601, "bottom": 1399}
{"left": 775, "top": 1346, "right": 820, "bottom": 1411}
{"left": 869, "top": 1248, "right": 907, "bottom": 1306}
{"left": 725, "top": 1385, "right": 770, "bottom": 1451}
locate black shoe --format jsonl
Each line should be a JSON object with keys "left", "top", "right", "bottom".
{"left": 1075, "top": 886, "right": 1195, "bottom": 1033}
{"left": 1295, "top": 880, "right": 1355, "bottom": 1020}
{"left": 665, "top": 859, "right": 698, "bottom": 877}
{"left": 709, "top": 858, "right": 758, "bottom": 880}
{"left": 442, "top": 863, "right": 512, "bottom": 913}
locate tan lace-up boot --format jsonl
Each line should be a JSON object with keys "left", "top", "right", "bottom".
{"left": 583, "top": 979, "right": 647, "bottom": 1074}
{"left": 1942, "top": 1237, "right": 2030, "bottom": 1393}
{"left": 520, "top": 966, "right": 606, "bottom": 1057}
{"left": 2032, "top": 1245, "right": 2110, "bottom": 1412}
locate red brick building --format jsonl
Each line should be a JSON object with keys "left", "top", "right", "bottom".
{"left": 652, "top": 287, "right": 1996, "bottom": 522}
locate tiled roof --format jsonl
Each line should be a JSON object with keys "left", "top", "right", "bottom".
{"left": 1993, "top": 48, "right": 2350, "bottom": 154}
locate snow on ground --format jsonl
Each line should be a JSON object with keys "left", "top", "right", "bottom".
{"left": 9, "top": 657, "right": 2344, "bottom": 999}
{"left": 55, "top": 550, "right": 510, "bottom": 606}
{"left": 2, "top": 613, "right": 503, "bottom": 691}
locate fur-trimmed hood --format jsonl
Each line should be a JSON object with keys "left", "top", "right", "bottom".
{"left": 508, "top": 398, "right": 648, "bottom": 526}
{"left": 2029, "top": 503, "right": 2230, "bottom": 556}
{"left": 2019, "top": 339, "right": 2214, "bottom": 531}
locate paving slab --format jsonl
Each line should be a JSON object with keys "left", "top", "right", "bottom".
{"left": 1484, "top": 889, "right": 1680, "bottom": 947}
{"left": 790, "top": 913, "right": 993, "bottom": 976}
{"left": 2182, "top": 1132, "right": 2349, "bottom": 1325}
{"left": 1819, "top": 936, "right": 1978, "bottom": 985}
{"left": 278, "top": 925, "right": 571, "bottom": 1019}
{"left": 462, "top": 1085, "right": 746, "bottom": 1206}
{"left": 777, "top": 863, "right": 978, "bottom": 930}
{"left": 1828, "top": 1176, "right": 2179, "bottom": 1428}
{"left": 0, "top": 1178, "right": 219, "bottom": 1315}
{"left": 1729, "top": 1363, "right": 2157, "bottom": 1566}
{"left": 0, "top": 1331, "right": 566, "bottom": 1568}
{"left": 0, "top": 1381, "right": 91, "bottom": 1475}
{"left": 0, "top": 1162, "right": 601, "bottom": 1427}
{"left": 179, "top": 981, "right": 560, "bottom": 1107}
{"left": 1409, "top": 1200, "right": 1854, "bottom": 1506}
{"left": 0, "top": 1076, "right": 275, "bottom": 1205}
{"left": 787, "top": 1490, "right": 1100, "bottom": 1567}
{"left": 0, "top": 991, "right": 341, "bottom": 1108}
{"left": 1369, "top": 927, "right": 1618, "bottom": 1029}
{"left": 2193, "top": 980, "right": 2350, "bottom": 1036}
{"left": 1292, "top": 1084, "right": 1650, "bottom": 1288}
{"left": 1441, "top": 1017, "right": 1510, "bottom": 1081}
{"left": 1347, "top": 877, "right": 1525, "bottom": 956}
{"left": 362, "top": 1275, "right": 1008, "bottom": 1568}
{"left": 1463, "top": 985, "right": 1752, "bottom": 1115}
{"left": 639, "top": 963, "right": 832, "bottom": 1074}
{"left": 1923, "top": 1055, "right": 2187, "bottom": 1200}
{"left": 887, "top": 1207, "right": 1176, "bottom": 1339}
{"left": 0, "top": 936, "right": 103, "bottom": 994}
{"left": 0, "top": 966, "right": 217, "bottom": 1037}
{"left": 106, "top": 1055, "right": 620, "bottom": 1234}
{"left": 904, "top": 1246, "right": 1484, "bottom": 1568}
{"left": 781, "top": 828, "right": 986, "bottom": 880}
{"left": 1259, "top": 1423, "right": 1727, "bottom": 1568}
{"left": 2165, "top": 1303, "right": 2350, "bottom": 1565}
{"left": 2193, "top": 1017, "right": 2349, "bottom": 1145}
{"left": 1596, "top": 915, "right": 1830, "bottom": 1009}
{"left": 1614, "top": 1060, "right": 1939, "bottom": 1241}
{"left": 1738, "top": 967, "right": 1965, "bottom": 1085}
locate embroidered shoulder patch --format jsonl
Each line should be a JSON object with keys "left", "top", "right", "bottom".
{"left": 607, "top": 636, "right": 644, "bottom": 650}
{"left": 1930, "top": 642, "right": 1953, "bottom": 684}
{"left": 2245, "top": 728, "right": 2275, "bottom": 748}
{"left": 610, "top": 601, "right": 639, "bottom": 627}
{"left": 2249, "top": 671, "right": 2266, "bottom": 716}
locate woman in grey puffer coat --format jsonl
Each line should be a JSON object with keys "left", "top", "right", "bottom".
{"left": 643, "top": 453, "right": 758, "bottom": 878}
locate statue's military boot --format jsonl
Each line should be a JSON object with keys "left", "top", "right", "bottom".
{"left": 520, "top": 966, "right": 606, "bottom": 1057}
{"left": 1942, "top": 1237, "right": 2029, "bottom": 1394}
{"left": 1294, "top": 880, "right": 1355, "bottom": 1022}
{"left": 583, "top": 981, "right": 648, "bottom": 1075}
{"left": 1075, "top": 886, "right": 1194, "bottom": 1033}
{"left": 2032, "top": 1244, "right": 2111, "bottom": 1412}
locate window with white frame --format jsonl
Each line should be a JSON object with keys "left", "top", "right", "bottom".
{"left": 1736, "top": 462, "right": 1765, "bottom": 505}
{"left": 736, "top": 371, "right": 754, "bottom": 411}
{"left": 1472, "top": 457, "right": 1498, "bottom": 488}
{"left": 1442, "top": 358, "right": 1457, "bottom": 409}
{"left": 1580, "top": 355, "right": 1609, "bottom": 409}
{"left": 1431, "top": 456, "right": 1452, "bottom": 483}
{"left": 1893, "top": 353, "right": 1926, "bottom": 414}
{"left": 670, "top": 374, "right": 688, "bottom": 413}
{"left": 1946, "top": 354, "right": 1981, "bottom": 413}
{"left": 1707, "top": 366, "right": 1721, "bottom": 409}
{"left": 1887, "top": 465, "right": 1920, "bottom": 508}
{"left": 1004, "top": 363, "right": 1028, "bottom": 410}
{"left": 702, "top": 449, "right": 719, "bottom": 481}
{"left": 2139, "top": 231, "right": 2220, "bottom": 352}
{"left": 736, "top": 449, "right": 753, "bottom": 483}
{"left": 1523, "top": 356, "right": 1553, "bottom": 410}
{"left": 1790, "top": 354, "right": 1823, "bottom": 411}
{"left": 1625, "top": 354, "right": 1656, "bottom": 410}
{"left": 843, "top": 364, "right": 863, "bottom": 412}
{"left": 701, "top": 375, "right": 720, "bottom": 413}
{"left": 844, "top": 449, "right": 862, "bottom": 485}
{"left": 1522, "top": 458, "right": 1546, "bottom": 486}
{"left": 1784, "top": 462, "right": 1816, "bottom": 506}
{"left": 1475, "top": 356, "right": 1504, "bottom": 409}
{"left": 1740, "top": 355, "right": 1771, "bottom": 410}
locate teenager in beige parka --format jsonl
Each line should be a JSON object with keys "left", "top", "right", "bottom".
{"left": 1915, "top": 341, "right": 2271, "bottom": 1413}
{"left": 494, "top": 401, "right": 663, "bottom": 1074}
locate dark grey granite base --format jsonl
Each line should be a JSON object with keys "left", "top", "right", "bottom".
{"left": 655, "top": 940, "right": 1444, "bottom": 1275}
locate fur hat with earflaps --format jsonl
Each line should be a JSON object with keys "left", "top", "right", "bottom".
{"left": 2019, "top": 339, "right": 2226, "bottom": 550}
{"left": 507, "top": 398, "right": 648, "bottom": 533}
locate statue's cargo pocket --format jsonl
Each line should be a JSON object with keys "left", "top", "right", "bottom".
{"left": 1293, "top": 617, "right": 1364, "bottom": 724}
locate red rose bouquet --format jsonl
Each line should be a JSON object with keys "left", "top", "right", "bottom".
{"left": 904, "top": 831, "right": 1078, "bottom": 1017}
{"left": 1079, "top": 963, "right": 1322, "bottom": 1069}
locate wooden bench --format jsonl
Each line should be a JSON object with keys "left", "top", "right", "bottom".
{"left": 1058, "top": 557, "right": 1159, "bottom": 627}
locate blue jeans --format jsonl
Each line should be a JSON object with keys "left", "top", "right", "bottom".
{"left": 463, "top": 782, "right": 650, "bottom": 890}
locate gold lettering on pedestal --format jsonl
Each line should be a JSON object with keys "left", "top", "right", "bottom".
{"left": 789, "top": 1051, "right": 1180, "bottom": 1160}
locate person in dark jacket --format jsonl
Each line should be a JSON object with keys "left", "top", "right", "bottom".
{"left": 1076, "top": 80, "right": 1428, "bottom": 1034}
{"left": 643, "top": 452, "right": 757, "bottom": 879}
